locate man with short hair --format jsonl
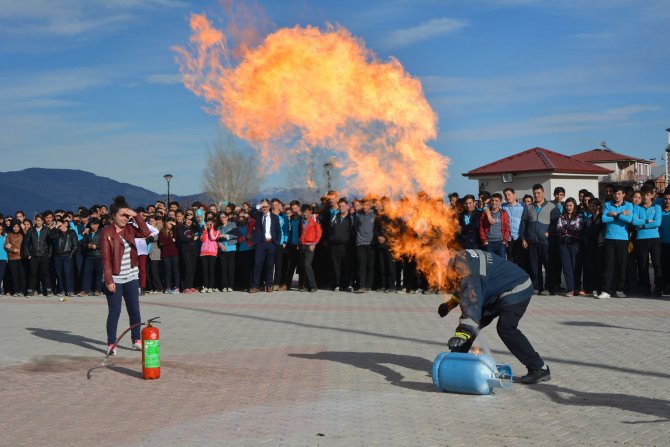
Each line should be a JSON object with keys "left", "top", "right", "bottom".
{"left": 329, "top": 198, "right": 354, "bottom": 291}
{"left": 479, "top": 193, "right": 510, "bottom": 258}
{"left": 23, "top": 214, "right": 53, "bottom": 296}
{"left": 518, "top": 184, "right": 560, "bottom": 295}
{"left": 271, "top": 198, "right": 289, "bottom": 291}
{"left": 598, "top": 185, "right": 633, "bottom": 298}
{"left": 299, "top": 204, "right": 322, "bottom": 292}
{"left": 281, "top": 200, "right": 302, "bottom": 290}
{"left": 501, "top": 188, "right": 526, "bottom": 267}
{"left": 457, "top": 194, "right": 481, "bottom": 250}
{"left": 354, "top": 198, "right": 376, "bottom": 293}
{"left": 659, "top": 190, "right": 670, "bottom": 294}
{"left": 632, "top": 185, "right": 662, "bottom": 296}
{"left": 249, "top": 199, "right": 281, "bottom": 293}
{"left": 80, "top": 218, "right": 103, "bottom": 296}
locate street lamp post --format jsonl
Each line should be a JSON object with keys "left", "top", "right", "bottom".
{"left": 323, "top": 162, "right": 333, "bottom": 193}
{"left": 665, "top": 129, "right": 670, "bottom": 189}
{"left": 163, "top": 174, "right": 173, "bottom": 206}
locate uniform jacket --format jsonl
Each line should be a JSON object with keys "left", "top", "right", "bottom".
{"left": 455, "top": 249, "right": 531, "bottom": 324}
{"left": 101, "top": 215, "right": 151, "bottom": 286}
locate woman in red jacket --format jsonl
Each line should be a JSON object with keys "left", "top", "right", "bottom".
{"left": 100, "top": 196, "right": 151, "bottom": 355}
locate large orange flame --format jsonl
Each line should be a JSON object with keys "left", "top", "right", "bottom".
{"left": 175, "top": 7, "right": 462, "bottom": 290}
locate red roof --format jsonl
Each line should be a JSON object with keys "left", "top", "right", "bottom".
{"left": 464, "top": 147, "right": 612, "bottom": 177}
{"left": 572, "top": 148, "right": 647, "bottom": 163}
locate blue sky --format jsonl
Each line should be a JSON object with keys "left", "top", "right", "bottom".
{"left": 1, "top": 0, "right": 668, "bottom": 196}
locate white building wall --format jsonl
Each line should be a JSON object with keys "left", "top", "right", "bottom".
{"left": 468, "top": 173, "right": 599, "bottom": 201}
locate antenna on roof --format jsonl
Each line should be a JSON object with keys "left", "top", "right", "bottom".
{"left": 600, "top": 141, "right": 611, "bottom": 151}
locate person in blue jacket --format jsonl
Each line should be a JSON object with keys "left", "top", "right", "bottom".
{"left": 438, "top": 249, "right": 550, "bottom": 384}
{"left": 659, "top": 189, "right": 670, "bottom": 294}
{"left": 600, "top": 185, "right": 634, "bottom": 299}
{"left": 632, "top": 184, "right": 663, "bottom": 296}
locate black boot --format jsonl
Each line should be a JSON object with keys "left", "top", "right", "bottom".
{"left": 520, "top": 365, "right": 551, "bottom": 384}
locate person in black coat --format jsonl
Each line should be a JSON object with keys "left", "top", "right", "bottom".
{"left": 457, "top": 194, "right": 482, "bottom": 249}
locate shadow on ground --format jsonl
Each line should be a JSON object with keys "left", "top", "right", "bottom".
{"left": 531, "top": 383, "right": 670, "bottom": 422}
{"left": 290, "top": 351, "right": 436, "bottom": 392}
{"left": 561, "top": 321, "right": 670, "bottom": 334}
{"left": 26, "top": 327, "right": 110, "bottom": 354}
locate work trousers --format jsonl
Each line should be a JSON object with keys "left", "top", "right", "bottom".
{"left": 82, "top": 257, "right": 103, "bottom": 293}
{"left": 636, "top": 238, "right": 662, "bottom": 294}
{"left": 558, "top": 240, "right": 579, "bottom": 293}
{"left": 604, "top": 239, "right": 628, "bottom": 293}
{"left": 253, "top": 241, "right": 276, "bottom": 288}
{"left": 200, "top": 255, "right": 217, "bottom": 289}
{"left": 454, "top": 289, "right": 543, "bottom": 370}
{"left": 28, "top": 255, "right": 51, "bottom": 294}
{"left": 356, "top": 244, "right": 375, "bottom": 290}
{"left": 376, "top": 245, "right": 396, "bottom": 289}
{"left": 281, "top": 244, "right": 299, "bottom": 288}
{"left": 104, "top": 279, "right": 141, "bottom": 344}
{"left": 163, "top": 257, "right": 180, "bottom": 290}
{"left": 330, "top": 243, "right": 351, "bottom": 289}
{"left": 299, "top": 245, "right": 317, "bottom": 289}
{"left": 218, "top": 251, "right": 236, "bottom": 289}
{"left": 53, "top": 256, "right": 73, "bottom": 294}
{"left": 527, "top": 242, "right": 550, "bottom": 292}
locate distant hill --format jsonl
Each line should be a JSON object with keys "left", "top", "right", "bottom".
{"left": 0, "top": 168, "right": 328, "bottom": 216}
{"left": 0, "top": 168, "right": 211, "bottom": 215}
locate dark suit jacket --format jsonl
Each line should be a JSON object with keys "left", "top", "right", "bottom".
{"left": 250, "top": 210, "right": 282, "bottom": 245}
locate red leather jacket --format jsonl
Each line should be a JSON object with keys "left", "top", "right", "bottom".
{"left": 101, "top": 215, "right": 151, "bottom": 285}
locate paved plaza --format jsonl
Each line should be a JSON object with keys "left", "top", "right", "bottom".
{"left": 1, "top": 289, "right": 669, "bottom": 446}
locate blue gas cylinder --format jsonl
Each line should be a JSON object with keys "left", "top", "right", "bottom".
{"left": 432, "top": 352, "right": 512, "bottom": 395}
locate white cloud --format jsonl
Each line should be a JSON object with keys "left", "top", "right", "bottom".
{"left": 0, "top": 0, "right": 188, "bottom": 37}
{"left": 384, "top": 17, "right": 468, "bottom": 48}
{"left": 146, "top": 74, "right": 183, "bottom": 85}
{"left": 0, "top": 68, "right": 114, "bottom": 101}
{"left": 444, "top": 104, "right": 660, "bottom": 142}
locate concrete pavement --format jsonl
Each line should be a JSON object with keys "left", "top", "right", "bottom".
{"left": 1, "top": 290, "right": 669, "bottom": 446}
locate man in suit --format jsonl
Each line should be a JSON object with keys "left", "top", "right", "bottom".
{"left": 250, "top": 199, "right": 282, "bottom": 293}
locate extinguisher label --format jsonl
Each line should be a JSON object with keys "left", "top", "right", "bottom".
{"left": 143, "top": 340, "right": 160, "bottom": 368}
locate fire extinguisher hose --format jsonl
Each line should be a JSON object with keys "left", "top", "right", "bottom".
{"left": 87, "top": 317, "right": 161, "bottom": 379}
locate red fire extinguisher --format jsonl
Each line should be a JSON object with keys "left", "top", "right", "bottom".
{"left": 141, "top": 317, "right": 161, "bottom": 380}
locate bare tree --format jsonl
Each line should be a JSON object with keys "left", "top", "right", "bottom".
{"left": 202, "top": 134, "right": 265, "bottom": 205}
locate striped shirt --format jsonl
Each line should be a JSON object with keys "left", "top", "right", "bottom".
{"left": 112, "top": 237, "right": 139, "bottom": 284}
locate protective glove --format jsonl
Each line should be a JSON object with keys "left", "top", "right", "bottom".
{"left": 437, "top": 295, "right": 460, "bottom": 318}
{"left": 447, "top": 323, "right": 476, "bottom": 352}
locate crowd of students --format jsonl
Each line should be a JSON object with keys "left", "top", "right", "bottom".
{"left": 2, "top": 179, "right": 669, "bottom": 299}
{"left": 454, "top": 180, "right": 670, "bottom": 299}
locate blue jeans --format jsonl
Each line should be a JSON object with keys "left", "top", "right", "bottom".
{"left": 53, "top": 256, "right": 73, "bottom": 293}
{"left": 559, "top": 240, "right": 579, "bottom": 292}
{"left": 104, "top": 279, "right": 141, "bottom": 344}
{"left": 486, "top": 241, "right": 506, "bottom": 258}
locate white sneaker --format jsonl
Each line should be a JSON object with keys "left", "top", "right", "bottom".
{"left": 615, "top": 291, "right": 626, "bottom": 298}
{"left": 592, "top": 290, "right": 599, "bottom": 298}
{"left": 227, "top": 287, "right": 233, "bottom": 292}
{"left": 596, "top": 292, "right": 611, "bottom": 299}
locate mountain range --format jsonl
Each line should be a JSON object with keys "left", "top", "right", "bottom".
{"left": 0, "top": 168, "right": 322, "bottom": 216}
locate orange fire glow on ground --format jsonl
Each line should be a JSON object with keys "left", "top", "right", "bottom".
{"left": 174, "top": 5, "right": 462, "bottom": 291}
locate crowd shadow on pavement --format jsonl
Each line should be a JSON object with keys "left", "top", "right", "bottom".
{"left": 289, "top": 351, "right": 436, "bottom": 392}
{"left": 561, "top": 321, "right": 670, "bottom": 334}
{"left": 26, "top": 327, "right": 109, "bottom": 354}
{"left": 531, "top": 383, "right": 670, "bottom": 422}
